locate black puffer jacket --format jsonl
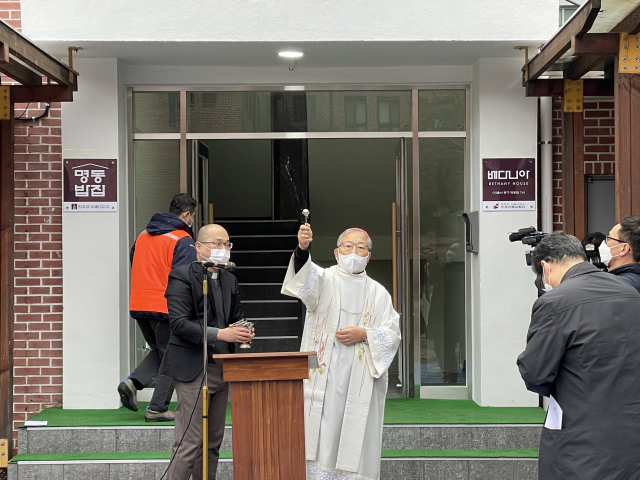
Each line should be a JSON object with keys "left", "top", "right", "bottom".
{"left": 609, "top": 263, "right": 640, "bottom": 294}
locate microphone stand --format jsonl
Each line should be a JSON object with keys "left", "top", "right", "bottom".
{"left": 201, "top": 263, "right": 209, "bottom": 480}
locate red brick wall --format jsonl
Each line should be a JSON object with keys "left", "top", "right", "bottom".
{"left": 1, "top": 1, "right": 65, "bottom": 448}
{"left": 0, "top": 0, "right": 21, "bottom": 29}
{"left": 551, "top": 98, "right": 615, "bottom": 231}
{"left": 12, "top": 104, "right": 64, "bottom": 443}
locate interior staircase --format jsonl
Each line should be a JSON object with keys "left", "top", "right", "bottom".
{"left": 217, "top": 219, "right": 303, "bottom": 353}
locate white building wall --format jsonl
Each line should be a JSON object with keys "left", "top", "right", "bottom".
{"left": 121, "top": 65, "right": 473, "bottom": 86}
{"left": 470, "top": 58, "right": 539, "bottom": 407}
{"left": 22, "top": 0, "right": 558, "bottom": 42}
{"left": 61, "top": 58, "right": 122, "bottom": 409}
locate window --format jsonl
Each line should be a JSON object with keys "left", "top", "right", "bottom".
{"left": 559, "top": 6, "right": 578, "bottom": 26}
{"left": 202, "top": 92, "right": 218, "bottom": 106}
{"left": 345, "top": 97, "right": 367, "bottom": 132}
{"left": 378, "top": 98, "right": 401, "bottom": 132}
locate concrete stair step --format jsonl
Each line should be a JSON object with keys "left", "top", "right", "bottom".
{"left": 238, "top": 283, "right": 287, "bottom": 300}
{"left": 230, "top": 235, "right": 297, "bottom": 251}
{"left": 231, "top": 250, "right": 292, "bottom": 267}
{"left": 18, "top": 424, "right": 542, "bottom": 455}
{"left": 241, "top": 299, "right": 301, "bottom": 317}
{"left": 218, "top": 219, "right": 299, "bottom": 236}
{"left": 237, "top": 335, "right": 300, "bottom": 352}
{"left": 250, "top": 318, "right": 302, "bottom": 337}
{"left": 232, "top": 266, "right": 288, "bottom": 283}
{"left": 7, "top": 454, "right": 538, "bottom": 480}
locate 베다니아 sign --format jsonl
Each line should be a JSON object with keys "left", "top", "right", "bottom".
{"left": 482, "top": 158, "right": 536, "bottom": 212}
{"left": 63, "top": 159, "right": 117, "bottom": 212}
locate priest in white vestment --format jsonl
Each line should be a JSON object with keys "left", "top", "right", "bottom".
{"left": 282, "top": 224, "right": 401, "bottom": 480}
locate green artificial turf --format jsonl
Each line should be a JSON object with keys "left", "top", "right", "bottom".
{"left": 20, "top": 399, "right": 544, "bottom": 428}
{"left": 383, "top": 399, "right": 545, "bottom": 424}
{"left": 11, "top": 449, "right": 538, "bottom": 463}
{"left": 11, "top": 451, "right": 232, "bottom": 462}
{"left": 20, "top": 402, "right": 232, "bottom": 428}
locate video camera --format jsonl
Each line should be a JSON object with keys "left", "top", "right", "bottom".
{"left": 508, "top": 227, "right": 548, "bottom": 266}
{"left": 582, "top": 232, "right": 608, "bottom": 272}
{"left": 509, "top": 226, "right": 609, "bottom": 271}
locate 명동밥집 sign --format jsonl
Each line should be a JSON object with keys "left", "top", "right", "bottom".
{"left": 63, "top": 159, "right": 117, "bottom": 212}
{"left": 482, "top": 158, "right": 536, "bottom": 212}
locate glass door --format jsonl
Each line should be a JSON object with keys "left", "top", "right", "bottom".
{"left": 416, "top": 89, "right": 468, "bottom": 399}
{"left": 395, "top": 139, "right": 411, "bottom": 397}
{"left": 129, "top": 86, "right": 469, "bottom": 399}
{"left": 190, "top": 140, "right": 210, "bottom": 233}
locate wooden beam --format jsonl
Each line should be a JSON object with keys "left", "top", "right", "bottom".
{"left": 525, "top": 0, "right": 601, "bottom": 84}
{"left": 0, "top": 105, "right": 14, "bottom": 458}
{"left": 526, "top": 78, "right": 613, "bottom": 97}
{"left": 632, "top": 74, "right": 640, "bottom": 217}
{"left": 10, "top": 85, "right": 73, "bottom": 103}
{"left": 561, "top": 109, "right": 585, "bottom": 239}
{"left": 564, "top": 55, "right": 607, "bottom": 80}
{"left": 617, "top": 5, "right": 640, "bottom": 36}
{"left": 564, "top": 8, "right": 640, "bottom": 81}
{"left": 614, "top": 62, "right": 640, "bottom": 220}
{"left": 0, "top": 60, "right": 42, "bottom": 87}
{"left": 0, "top": 22, "right": 76, "bottom": 90}
{"left": 571, "top": 33, "right": 619, "bottom": 56}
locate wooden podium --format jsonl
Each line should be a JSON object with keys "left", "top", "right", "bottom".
{"left": 212, "top": 351, "right": 318, "bottom": 480}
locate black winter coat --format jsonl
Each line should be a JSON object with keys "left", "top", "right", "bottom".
{"left": 161, "top": 263, "right": 244, "bottom": 383}
{"left": 517, "top": 262, "right": 640, "bottom": 480}
{"left": 608, "top": 263, "right": 640, "bottom": 295}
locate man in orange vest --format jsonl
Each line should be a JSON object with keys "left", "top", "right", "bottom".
{"left": 118, "top": 193, "right": 198, "bottom": 422}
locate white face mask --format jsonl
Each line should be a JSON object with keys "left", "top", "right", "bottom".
{"left": 337, "top": 252, "right": 368, "bottom": 274}
{"left": 598, "top": 241, "right": 626, "bottom": 267}
{"left": 206, "top": 248, "right": 230, "bottom": 264}
{"left": 542, "top": 263, "right": 553, "bottom": 292}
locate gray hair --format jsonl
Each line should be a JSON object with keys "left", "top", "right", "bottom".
{"left": 337, "top": 228, "right": 373, "bottom": 251}
{"left": 531, "top": 232, "right": 586, "bottom": 276}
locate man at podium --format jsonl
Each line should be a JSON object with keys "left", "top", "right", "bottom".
{"left": 282, "top": 225, "right": 401, "bottom": 480}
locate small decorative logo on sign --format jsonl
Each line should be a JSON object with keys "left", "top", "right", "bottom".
{"left": 63, "top": 159, "right": 117, "bottom": 212}
{"left": 482, "top": 158, "right": 536, "bottom": 212}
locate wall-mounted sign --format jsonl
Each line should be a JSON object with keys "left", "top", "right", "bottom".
{"left": 482, "top": 158, "right": 536, "bottom": 212}
{"left": 63, "top": 159, "right": 117, "bottom": 212}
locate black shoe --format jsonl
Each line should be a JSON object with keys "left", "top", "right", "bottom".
{"left": 118, "top": 379, "right": 138, "bottom": 412}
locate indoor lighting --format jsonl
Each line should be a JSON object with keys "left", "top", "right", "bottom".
{"left": 278, "top": 50, "right": 304, "bottom": 59}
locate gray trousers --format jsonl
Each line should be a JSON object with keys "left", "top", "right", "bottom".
{"left": 167, "top": 363, "right": 228, "bottom": 480}
{"left": 130, "top": 318, "right": 174, "bottom": 412}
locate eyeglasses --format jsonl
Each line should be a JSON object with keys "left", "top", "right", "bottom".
{"left": 201, "top": 241, "right": 233, "bottom": 250}
{"left": 606, "top": 236, "right": 624, "bottom": 244}
{"left": 339, "top": 242, "right": 369, "bottom": 254}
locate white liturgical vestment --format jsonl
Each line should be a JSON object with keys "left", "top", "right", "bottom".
{"left": 282, "top": 253, "right": 401, "bottom": 480}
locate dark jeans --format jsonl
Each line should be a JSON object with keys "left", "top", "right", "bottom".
{"left": 130, "top": 318, "right": 174, "bottom": 412}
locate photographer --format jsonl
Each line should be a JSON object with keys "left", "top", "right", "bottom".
{"left": 517, "top": 232, "right": 640, "bottom": 480}
{"left": 600, "top": 216, "right": 640, "bottom": 293}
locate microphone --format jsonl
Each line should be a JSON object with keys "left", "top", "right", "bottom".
{"left": 201, "top": 260, "right": 236, "bottom": 271}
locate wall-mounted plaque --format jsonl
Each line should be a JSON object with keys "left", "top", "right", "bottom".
{"left": 482, "top": 158, "right": 536, "bottom": 212}
{"left": 63, "top": 159, "right": 117, "bottom": 212}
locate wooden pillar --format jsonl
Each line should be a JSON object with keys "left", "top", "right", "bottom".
{"left": 0, "top": 105, "right": 14, "bottom": 455}
{"left": 561, "top": 110, "right": 585, "bottom": 239}
{"left": 614, "top": 67, "right": 640, "bottom": 220}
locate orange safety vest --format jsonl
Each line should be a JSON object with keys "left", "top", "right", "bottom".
{"left": 129, "top": 229, "right": 192, "bottom": 314}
